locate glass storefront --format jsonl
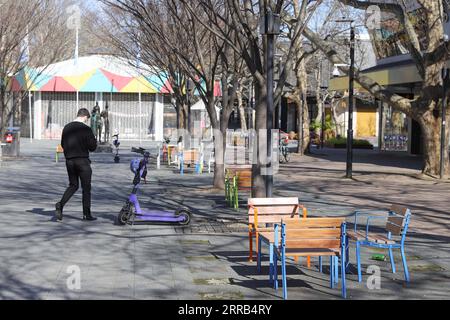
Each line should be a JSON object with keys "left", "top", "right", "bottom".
{"left": 381, "top": 104, "right": 409, "bottom": 152}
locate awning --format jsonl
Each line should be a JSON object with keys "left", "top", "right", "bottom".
{"left": 11, "top": 55, "right": 222, "bottom": 97}
{"left": 329, "top": 61, "right": 422, "bottom": 91}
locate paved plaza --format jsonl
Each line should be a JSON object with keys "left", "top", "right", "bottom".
{"left": 0, "top": 140, "right": 449, "bottom": 300}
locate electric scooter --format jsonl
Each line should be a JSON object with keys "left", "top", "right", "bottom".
{"left": 113, "top": 134, "right": 120, "bottom": 163}
{"left": 117, "top": 147, "right": 192, "bottom": 226}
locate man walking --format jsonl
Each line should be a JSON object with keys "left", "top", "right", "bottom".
{"left": 55, "top": 108, "right": 98, "bottom": 222}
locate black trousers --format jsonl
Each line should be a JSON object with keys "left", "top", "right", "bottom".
{"left": 60, "top": 158, "right": 92, "bottom": 215}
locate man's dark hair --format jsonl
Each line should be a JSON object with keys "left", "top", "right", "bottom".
{"left": 77, "top": 108, "right": 91, "bottom": 119}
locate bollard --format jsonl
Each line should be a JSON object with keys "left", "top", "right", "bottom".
{"left": 157, "top": 145, "right": 161, "bottom": 170}
{"left": 179, "top": 153, "right": 184, "bottom": 175}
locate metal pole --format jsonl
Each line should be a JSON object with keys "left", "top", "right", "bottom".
{"left": 278, "top": 58, "right": 282, "bottom": 130}
{"left": 139, "top": 91, "right": 142, "bottom": 146}
{"left": 29, "top": 91, "right": 33, "bottom": 143}
{"left": 441, "top": 68, "right": 449, "bottom": 179}
{"left": 346, "top": 23, "right": 355, "bottom": 179}
{"left": 300, "top": 92, "right": 304, "bottom": 156}
{"left": 266, "top": 32, "right": 274, "bottom": 198}
{"left": 321, "top": 102, "right": 325, "bottom": 149}
{"left": 378, "top": 99, "right": 384, "bottom": 151}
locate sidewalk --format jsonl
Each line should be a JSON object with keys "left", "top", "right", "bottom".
{"left": 0, "top": 140, "right": 449, "bottom": 300}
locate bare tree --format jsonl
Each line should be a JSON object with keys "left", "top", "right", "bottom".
{"left": 187, "top": 0, "right": 323, "bottom": 196}
{"left": 303, "top": 0, "right": 450, "bottom": 176}
{"left": 0, "top": 0, "right": 74, "bottom": 140}
{"left": 100, "top": 0, "right": 246, "bottom": 189}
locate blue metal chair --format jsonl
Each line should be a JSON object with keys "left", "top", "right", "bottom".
{"left": 271, "top": 218, "right": 347, "bottom": 300}
{"left": 347, "top": 205, "right": 412, "bottom": 283}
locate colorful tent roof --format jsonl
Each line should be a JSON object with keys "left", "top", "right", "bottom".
{"left": 13, "top": 55, "right": 221, "bottom": 97}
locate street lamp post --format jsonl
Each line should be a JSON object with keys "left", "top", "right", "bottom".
{"left": 336, "top": 19, "right": 356, "bottom": 179}
{"left": 441, "top": 68, "right": 449, "bottom": 179}
{"left": 276, "top": 55, "right": 283, "bottom": 131}
{"left": 261, "top": 7, "right": 281, "bottom": 198}
{"left": 301, "top": 93, "right": 305, "bottom": 155}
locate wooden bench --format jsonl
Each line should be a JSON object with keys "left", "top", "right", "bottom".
{"left": 179, "top": 149, "right": 200, "bottom": 174}
{"left": 269, "top": 217, "right": 347, "bottom": 299}
{"left": 248, "top": 198, "right": 308, "bottom": 262}
{"left": 55, "top": 144, "right": 64, "bottom": 163}
{"left": 182, "top": 150, "right": 199, "bottom": 165}
{"left": 226, "top": 167, "right": 252, "bottom": 209}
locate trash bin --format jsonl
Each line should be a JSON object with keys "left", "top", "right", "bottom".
{"left": 1, "top": 128, "right": 20, "bottom": 158}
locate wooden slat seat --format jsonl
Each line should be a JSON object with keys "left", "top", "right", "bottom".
{"left": 259, "top": 232, "right": 275, "bottom": 244}
{"left": 281, "top": 248, "right": 340, "bottom": 257}
{"left": 347, "top": 230, "right": 396, "bottom": 244}
{"left": 273, "top": 217, "right": 347, "bottom": 299}
{"left": 182, "top": 150, "right": 199, "bottom": 164}
{"left": 248, "top": 198, "right": 307, "bottom": 262}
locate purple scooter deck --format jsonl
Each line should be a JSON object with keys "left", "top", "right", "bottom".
{"left": 128, "top": 184, "right": 189, "bottom": 224}
{"left": 135, "top": 214, "right": 184, "bottom": 222}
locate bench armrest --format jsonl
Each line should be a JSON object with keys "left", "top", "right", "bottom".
{"left": 365, "top": 215, "right": 390, "bottom": 238}
{"left": 353, "top": 210, "right": 390, "bottom": 232}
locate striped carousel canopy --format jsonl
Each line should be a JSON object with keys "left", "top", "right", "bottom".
{"left": 10, "top": 55, "right": 189, "bottom": 94}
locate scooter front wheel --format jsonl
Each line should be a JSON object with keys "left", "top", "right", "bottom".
{"left": 176, "top": 210, "right": 192, "bottom": 226}
{"left": 118, "top": 208, "right": 131, "bottom": 225}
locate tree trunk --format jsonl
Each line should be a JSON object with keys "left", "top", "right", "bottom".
{"left": 0, "top": 89, "right": 7, "bottom": 139}
{"left": 420, "top": 111, "right": 450, "bottom": 177}
{"left": 212, "top": 107, "right": 233, "bottom": 190}
{"left": 296, "top": 93, "right": 310, "bottom": 155}
{"left": 295, "top": 54, "right": 310, "bottom": 154}
{"left": 314, "top": 69, "right": 323, "bottom": 136}
{"left": 237, "top": 89, "right": 247, "bottom": 131}
{"left": 252, "top": 81, "right": 267, "bottom": 198}
{"left": 212, "top": 130, "right": 226, "bottom": 189}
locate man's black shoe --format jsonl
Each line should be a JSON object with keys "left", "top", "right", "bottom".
{"left": 83, "top": 215, "right": 97, "bottom": 221}
{"left": 55, "top": 203, "right": 63, "bottom": 221}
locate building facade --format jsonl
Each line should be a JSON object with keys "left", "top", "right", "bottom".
{"left": 330, "top": 0, "right": 450, "bottom": 152}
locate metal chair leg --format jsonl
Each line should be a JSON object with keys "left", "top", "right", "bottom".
{"left": 401, "top": 246, "right": 410, "bottom": 283}
{"left": 330, "top": 256, "right": 335, "bottom": 289}
{"left": 345, "top": 237, "right": 351, "bottom": 272}
{"left": 319, "top": 256, "right": 323, "bottom": 273}
{"left": 257, "top": 236, "right": 262, "bottom": 273}
{"left": 248, "top": 232, "right": 253, "bottom": 262}
{"left": 269, "top": 243, "right": 274, "bottom": 285}
{"left": 282, "top": 253, "right": 287, "bottom": 300}
{"left": 334, "top": 256, "right": 339, "bottom": 284}
{"left": 341, "top": 251, "right": 347, "bottom": 299}
{"left": 274, "top": 250, "right": 279, "bottom": 290}
{"left": 389, "top": 247, "right": 396, "bottom": 274}
{"left": 356, "top": 241, "right": 362, "bottom": 283}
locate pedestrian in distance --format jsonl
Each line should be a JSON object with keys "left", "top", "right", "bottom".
{"left": 55, "top": 108, "right": 98, "bottom": 222}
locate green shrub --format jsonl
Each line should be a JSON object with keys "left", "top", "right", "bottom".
{"left": 326, "top": 137, "right": 373, "bottom": 147}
